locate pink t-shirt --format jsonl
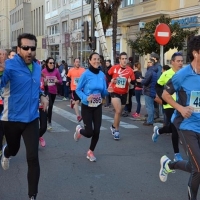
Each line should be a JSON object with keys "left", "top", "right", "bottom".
{"left": 42, "top": 68, "right": 62, "bottom": 94}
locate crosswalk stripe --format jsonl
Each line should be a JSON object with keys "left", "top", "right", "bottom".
{"left": 48, "top": 121, "right": 69, "bottom": 132}
{"left": 66, "top": 105, "right": 139, "bottom": 129}
{"left": 53, "top": 105, "right": 107, "bottom": 130}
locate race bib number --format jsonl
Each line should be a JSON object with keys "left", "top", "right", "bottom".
{"left": 74, "top": 77, "right": 79, "bottom": 85}
{"left": 116, "top": 77, "right": 127, "bottom": 88}
{"left": 46, "top": 76, "right": 56, "bottom": 86}
{"left": 189, "top": 91, "right": 200, "bottom": 113}
{"left": 88, "top": 93, "right": 102, "bottom": 107}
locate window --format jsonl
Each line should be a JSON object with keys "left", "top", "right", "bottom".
{"left": 63, "top": 0, "right": 67, "bottom": 4}
{"left": 52, "top": 0, "right": 57, "bottom": 10}
{"left": 121, "top": 0, "right": 134, "bottom": 7}
{"left": 73, "top": 18, "right": 82, "bottom": 30}
{"left": 46, "top": 1, "right": 50, "bottom": 13}
{"left": 48, "top": 24, "right": 59, "bottom": 35}
{"left": 57, "top": 0, "right": 61, "bottom": 7}
{"left": 62, "top": 21, "right": 68, "bottom": 33}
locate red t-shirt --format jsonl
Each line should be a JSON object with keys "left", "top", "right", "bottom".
{"left": 108, "top": 65, "right": 135, "bottom": 94}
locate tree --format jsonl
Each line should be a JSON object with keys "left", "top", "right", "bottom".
{"left": 126, "top": 15, "right": 198, "bottom": 56}
{"left": 98, "top": 0, "right": 122, "bottom": 63}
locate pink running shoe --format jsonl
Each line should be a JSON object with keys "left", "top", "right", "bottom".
{"left": 70, "top": 99, "right": 75, "bottom": 109}
{"left": 86, "top": 150, "right": 96, "bottom": 162}
{"left": 39, "top": 137, "right": 46, "bottom": 147}
{"left": 74, "top": 125, "right": 82, "bottom": 142}
{"left": 77, "top": 116, "right": 82, "bottom": 122}
{"left": 132, "top": 113, "right": 140, "bottom": 118}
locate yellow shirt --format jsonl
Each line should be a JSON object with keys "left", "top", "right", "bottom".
{"left": 157, "top": 68, "right": 176, "bottom": 109}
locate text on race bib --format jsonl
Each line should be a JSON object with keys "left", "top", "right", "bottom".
{"left": 189, "top": 91, "right": 200, "bottom": 113}
{"left": 88, "top": 93, "right": 102, "bottom": 107}
{"left": 74, "top": 77, "right": 79, "bottom": 85}
{"left": 116, "top": 77, "right": 127, "bottom": 88}
{"left": 46, "top": 76, "right": 56, "bottom": 86}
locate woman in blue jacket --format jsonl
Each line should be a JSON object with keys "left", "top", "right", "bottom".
{"left": 74, "top": 52, "right": 109, "bottom": 162}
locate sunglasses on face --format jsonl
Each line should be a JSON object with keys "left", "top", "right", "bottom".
{"left": 49, "top": 62, "right": 54, "bottom": 64}
{"left": 20, "top": 46, "right": 36, "bottom": 51}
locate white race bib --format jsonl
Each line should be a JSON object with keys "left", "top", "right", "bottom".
{"left": 189, "top": 91, "right": 200, "bottom": 113}
{"left": 116, "top": 77, "right": 127, "bottom": 88}
{"left": 88, "top": 93, "right": 102, "bottom": 107}
{"left": 74, "top": 77, "right": 79, "bottom": 85}
{"left": 46, "top": 76, "right": 56, "bottom": 86}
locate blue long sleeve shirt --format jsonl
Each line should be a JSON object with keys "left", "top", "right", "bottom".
{"left": 76, "top": 68, "right": 108, "bottom": 106}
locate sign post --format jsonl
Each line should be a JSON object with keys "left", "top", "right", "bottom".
{"left": 154, "top": 23, "right": 171, "bottom": 65}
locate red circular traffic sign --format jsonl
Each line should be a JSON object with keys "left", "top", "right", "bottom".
{"left": 154, "top": 23, "right": 171, "bottom": 45}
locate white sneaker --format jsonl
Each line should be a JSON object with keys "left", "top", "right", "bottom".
{"left": 47, "top": 123, "right": 52, "bottom": 130}
{"left": 110, "top": 126, "right": 115, "bottom": 136}
{"left": 74, "top": 125, "right": 82, "bottom": 142}
{"left": 1, "top": 145, "right": 10, "bottom": 170}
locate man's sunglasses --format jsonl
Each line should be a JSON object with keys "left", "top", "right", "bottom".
{"left": 49, "top": 62, "right": 54, "bottom": 64}
{"left": 20, "top": 46, "right": 36, "bottom": 51}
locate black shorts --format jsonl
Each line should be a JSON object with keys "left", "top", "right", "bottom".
{"left": 110, "top": 92, "right": 127, "bottom": 105}
{"left": 72, "top": 90, "right": 81, "bottom": 101}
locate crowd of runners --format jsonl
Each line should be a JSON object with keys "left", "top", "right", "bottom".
{"left": 0, "top": 33, "right": 200, "bottom": 200}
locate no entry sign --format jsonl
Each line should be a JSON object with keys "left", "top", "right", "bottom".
{"left": 154, "top": 23, "right": 171, "bottom": 45}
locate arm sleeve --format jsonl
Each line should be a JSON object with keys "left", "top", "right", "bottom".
{"left": 75, "top": 73, "right": 88, "bottom": 102}
{"left": 1, "top": 61, "right": 10, "bottom": 87}
{"left": 141, "top": 70, "right": 152, "bottom": 86}
{"left": 102, "top": 75, "right": 109, "bottom": 97}
{"left": 108, "top": 66, "right": 113, "bottom": 76}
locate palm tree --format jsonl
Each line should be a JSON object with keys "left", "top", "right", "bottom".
{"left": 98, "top": 0, "right": 122, "bottom": 63}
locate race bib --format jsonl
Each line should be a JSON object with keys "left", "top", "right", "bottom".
{"left": 116, "top": 77, "right": 127, "bottom": 88}
{"left": 46, "top": 76, "right": 56, "bottom": 86}
{"left": 74, "top": 77, "right": 79, "bottom": 85}
{"left": 189, "top": 91, "right": 200, "bottom": 113}
{"left": 88, "top": 93, "right": 102, "bottom": 107}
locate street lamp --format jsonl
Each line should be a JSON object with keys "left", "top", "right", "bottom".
{"left": 0, "top": 14, "right": 12, "bottom": 49}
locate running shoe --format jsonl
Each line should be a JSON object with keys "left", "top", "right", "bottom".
{"left": 63, "top": 97, "right": 67, "bottom": 100}
{"left": 77, "top": 116, "right": 82, "bottom": 122}
{"left": 1, "top": 145, "right": 10, "bottom": 170}
{"left": 39, "top": 137, "right": 46, "bottom": 147}
{"left": 30, "top": 196, "right": 36, "bottom": 200}
{"left": 70, "top": 99, "right": 75, "bottom": 109}
{"left": 132, "top": 113, "right": 140, "bottom": 118}
{"left": 86, "top": 150, "right": 96, "bottom": 162}
{"left": 159, "top": 155, "right": 174, "bottom": 182}
{"left": 110, "top": 126, "right": 115, "bottom": 136}
{"left": 74, "top": 125, "right": 82, "bottom": 142}
{"left": 152, "top": 126, "right": 159, "bottom": 142}
{"left": 174, "top": 153, "right": 183, "bottom": 161}
{"left": 114, "top": 131, "right": 120, "bottom": 140}
{"left": 47, "top": 123, "right": 52, "bottom": 130}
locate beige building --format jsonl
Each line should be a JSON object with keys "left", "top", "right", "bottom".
{"left": 0, "top": 0, "right": 15, "bottom": 50}
{"left": 117, "top": 0, "right": 200, "bottom": 70}
{"left": 10, "top": 0, "right": 45, "bottom": 60}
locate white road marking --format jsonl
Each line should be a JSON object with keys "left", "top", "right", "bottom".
{"left": 48, "top": 121, "right": 69, "bottom": 132}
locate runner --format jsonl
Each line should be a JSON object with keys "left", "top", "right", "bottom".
{"left": 74, "top": 52, "right": 109, "bottom": 162}
{"left": 108, "top": 52, "right": 135, "bottom": 140}
{"left": 42, "top": 57, "right": 62, "bottom": 130}
{"left": 152, "top": 52, "right": 183, "bottom": 161}
{"left": 67, "top": 58, "right": 85, "bottom": 122}
{"left": 159, "top": 35, "right": 200, "bottom": 200}
{"left": 0, "top": 33, "right": 49, "bottom": 200}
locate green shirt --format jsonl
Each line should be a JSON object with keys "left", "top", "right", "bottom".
{"left": 27, "top": 63, "right": 33, "bottom": 72}
{"left": 157, "top": 68, "right": 176, "bottom": 109}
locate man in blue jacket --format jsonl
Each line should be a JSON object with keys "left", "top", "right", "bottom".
{"left": 137, "top": 59, "right": 158, "bottom": 125}
{"left": 0, "top": 33, "right": 49, "bottom": 200}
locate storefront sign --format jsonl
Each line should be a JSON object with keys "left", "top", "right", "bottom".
{"left": 42, "top": 38, "right": 46, "bottom": 49}
{"left": 65, "top": 33, "right": 70, "bottom": 47}
{"left": 171, "top": 16, "right": 200, "bottom": 28}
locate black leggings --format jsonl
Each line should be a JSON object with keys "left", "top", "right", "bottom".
{"left": 169, "top": 130, "right": 200, "bottom": 200}
{"left": 2, "top": 119, "right": 40, "bottom": 198}
{"left": 158, "top": 108, "right": 179, "bottom": 153}
{"left": 39, "top": 108, "right": 47, "bottom": 137}
{"left": 48, "top": 93, "right": 56, "bottom": 123}
{"left": 80, "top": 104, "right": 102, "bottom": 151}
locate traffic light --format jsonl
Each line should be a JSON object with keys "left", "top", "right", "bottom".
{"left": 81, "top": 21, "right": 89, "bottom": 41}
{"left": 89, "top": 36, "right": 96, "bottom": 51}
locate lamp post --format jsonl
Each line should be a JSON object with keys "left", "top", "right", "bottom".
{"left": 0, "top": 14, "right": 12, "bottom": 49}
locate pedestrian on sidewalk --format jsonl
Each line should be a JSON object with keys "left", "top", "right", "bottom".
{"left": 159, "top": 35, "right": 200, "bottom": 200}
{"left": 0, "top": 33, "right": 49, "bottom": 200}
{"left": 74, "top": 52, "right": 109, "bottom": 162}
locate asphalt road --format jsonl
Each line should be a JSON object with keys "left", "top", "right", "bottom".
{"left": 0, "top": 98, "right": 194, "bottom": 200}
